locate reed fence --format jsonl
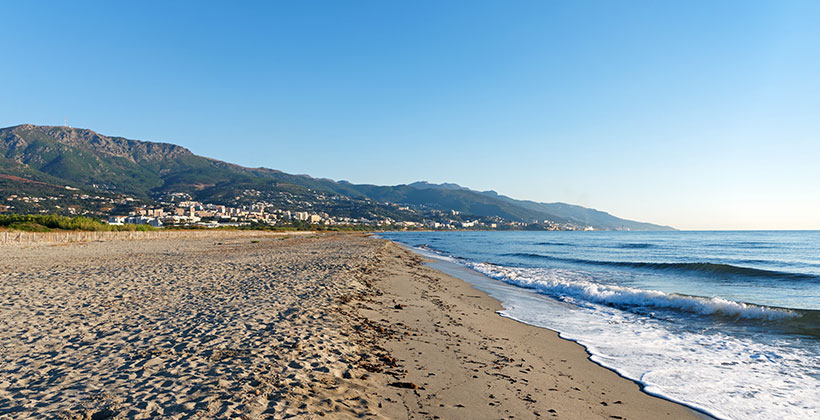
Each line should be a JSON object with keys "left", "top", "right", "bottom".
{"left": 0, "top": 230, "right": 312, "bottom": 246}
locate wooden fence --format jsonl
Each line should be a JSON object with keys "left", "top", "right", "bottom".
{"left": 0, "top": 230, "right": 313, "bottom": 246}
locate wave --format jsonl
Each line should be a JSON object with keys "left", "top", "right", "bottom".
{"left": 535, "top": 242, "right": 656, "bottom": 249}
{"left": 703, "top": 241, "right": 778, "bottom": 249}
{"left": 471, "top": 262, "right": 800, "bottom": 321}
{"left": 412, "top": 244, "right": 462, "bottom": 263}
{"left": 503, "top": 252, "right": 818, "bottom": 281}
{"left": 617, "top": 243, "right": 656, "bottom": 249}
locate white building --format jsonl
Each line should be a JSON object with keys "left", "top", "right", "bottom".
{"left": 123, "top": 216, "right": 163, "bottom": 227}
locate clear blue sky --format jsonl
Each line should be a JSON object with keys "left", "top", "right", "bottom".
{"left": 2, "top": 1, "right": 819, "bottom": 230}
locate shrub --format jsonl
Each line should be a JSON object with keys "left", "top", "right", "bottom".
{"left": 0, "top": 214, "right": 158, "bottom": 232}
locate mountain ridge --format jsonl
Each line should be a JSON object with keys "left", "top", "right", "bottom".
{"left": 0, "top": 124, "right": 674, "bottom": 230}
{"left": 405, "top": 182, "right": 673, "bottom": 231}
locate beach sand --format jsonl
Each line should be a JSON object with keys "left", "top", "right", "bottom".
{"left": 0, "top": 233, "right": 698, "bottom": 419}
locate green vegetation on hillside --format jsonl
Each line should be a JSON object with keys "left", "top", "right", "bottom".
{"left": 0, "top": 124, "right": 674, "bottom": 230}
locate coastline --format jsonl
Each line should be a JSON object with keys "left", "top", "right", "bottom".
{"left": 0, "top": 232, "right": 701, "bottom": 419}
{"left": 362, "top": 237, "right": 703, "bottom": 420}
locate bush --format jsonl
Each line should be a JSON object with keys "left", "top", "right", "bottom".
{"left": 7, "top": 222, "right": 53, "bottom": 232}
{"left": 0, "top": 214, "right": 158, "bottom": 232}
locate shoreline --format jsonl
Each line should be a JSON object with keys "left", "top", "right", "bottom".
{"left": 1, "top": 232, "right": 703, "bottom": 419}
{"left": 495, "top": 312, "right": 716, "bottom": 420}
{"left": 409, "top": 248, "right": 718, "bottom": 419}
{"left": 359, "top": 238, "right": 702, "bottom": 419}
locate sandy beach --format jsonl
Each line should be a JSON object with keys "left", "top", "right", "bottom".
{"left": 0, "top": 233, "right": 698, "bottom": 419}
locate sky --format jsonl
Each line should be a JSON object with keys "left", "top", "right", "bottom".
{"left": 1, "top": 1, "right": 819, "bottom": 230}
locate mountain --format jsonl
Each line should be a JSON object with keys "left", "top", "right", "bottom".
{"left": 413, "top": 183, "right": 673, "bottom": 231}
{"left": 0, "top": 124, "right": 359, "bottom": 197}
{"left": 0, "top": 124, "right": 673, "bottom": 230}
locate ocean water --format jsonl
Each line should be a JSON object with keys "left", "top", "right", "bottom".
{"left": 379, "top": 231, "right": 820, "bottom": 420}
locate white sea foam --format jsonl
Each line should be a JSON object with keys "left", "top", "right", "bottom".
{"left": 470, "top": 263, "right": 798, "bottom": 320}
{"left": 462, "top": 263, "right": 820, "bottom": 420}
{"left": 383, "top": 233, "right": 820, "bottom": 420}
{"left": 410, "top": 244, "right": 461, "bottom": 263}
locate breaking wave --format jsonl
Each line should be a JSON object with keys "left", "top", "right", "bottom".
{"left": 470, "top": 263, "right": 799, "bottom": 321}
{"left": 503, "top": 253, "right": 817, "bottom": 281}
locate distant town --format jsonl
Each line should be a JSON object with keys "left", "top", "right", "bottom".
{"left": 1, "top": 188, "right": 596, "bottom": 231}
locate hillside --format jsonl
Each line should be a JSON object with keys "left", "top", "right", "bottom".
{"left": 0, "top": 124, "right": 673, "bottom": 230}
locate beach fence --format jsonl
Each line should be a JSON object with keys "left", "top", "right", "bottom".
{"left": 0, "top": 230, "right": 312, "bottom": 246}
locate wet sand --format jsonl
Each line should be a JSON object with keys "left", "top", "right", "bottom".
{"left": 0, "top": 233, "right": 698, "bottom": 419}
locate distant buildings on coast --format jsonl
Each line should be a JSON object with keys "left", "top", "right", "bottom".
{"left": 5, "top": 190, "right": 592, "bottom": 231}
{"left": 106, "top": 199, "right": 492, "bottom": 230}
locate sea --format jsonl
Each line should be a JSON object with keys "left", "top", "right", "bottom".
{"left": 378, "top": 230, "right": 820, "bottom": 420}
